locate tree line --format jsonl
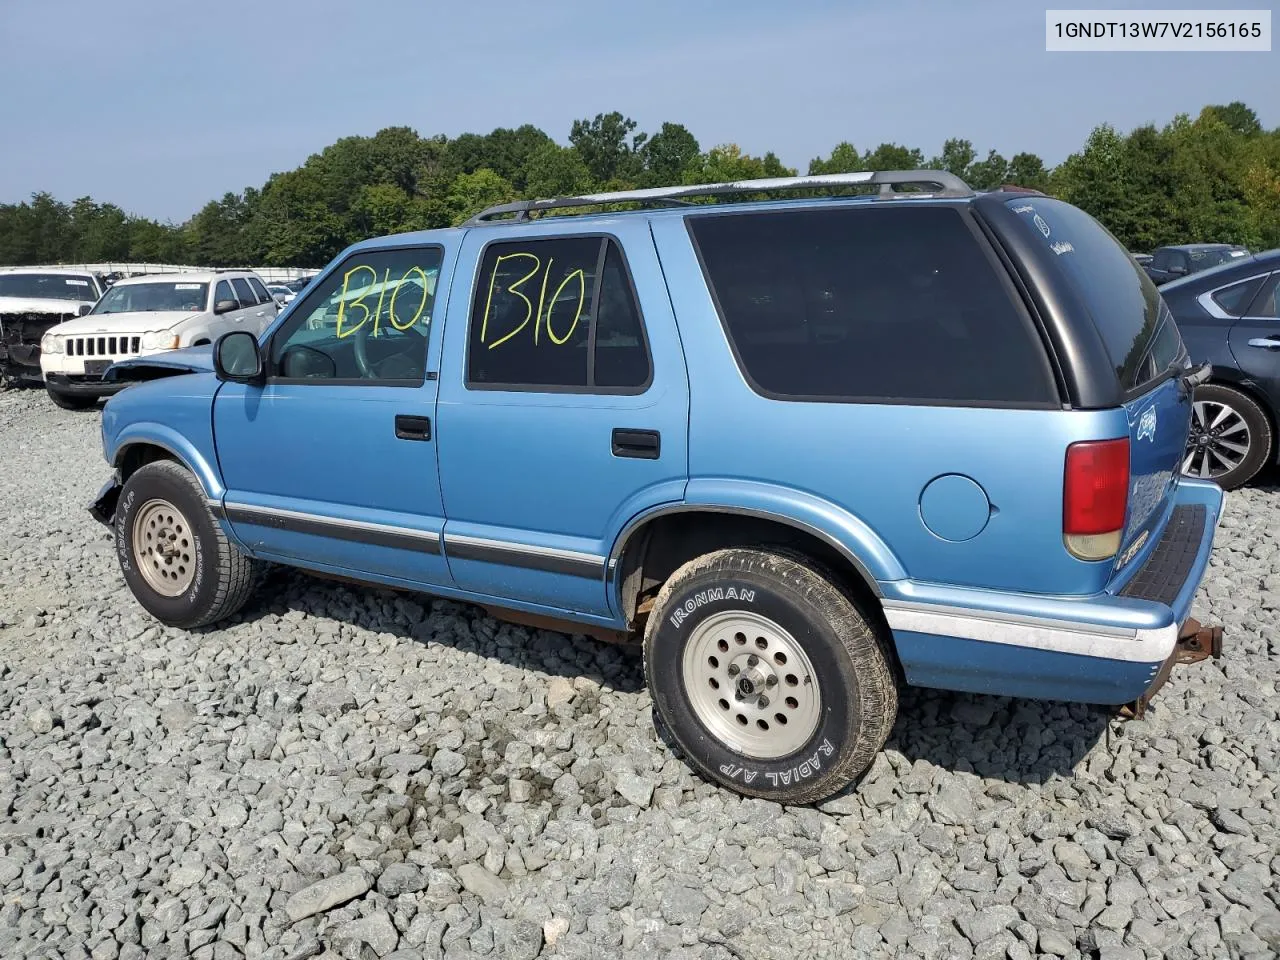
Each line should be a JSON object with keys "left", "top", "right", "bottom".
{"left": 1, "top": 101, "right": 1276, "bottom": 269}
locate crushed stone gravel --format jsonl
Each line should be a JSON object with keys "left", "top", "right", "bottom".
{"left": 1, "top": 386, "right": 1278, "bottom": 960}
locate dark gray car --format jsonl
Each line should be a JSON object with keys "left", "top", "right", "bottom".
{"left": 1161, "top": 249, "right": 1280, "bottom": 488}
{"left": 1145, "top": 243, "right": 1251, "bottom": 285}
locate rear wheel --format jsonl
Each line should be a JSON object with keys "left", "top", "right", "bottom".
{"left": 1183, "top": 384, "right": 1273, "bottom": 490}
{"left": 46, "top": 387, "right": 97, "bottom": 411}
{"left": 115, "top": 460, "right": 260, "bottom": 628}
{"left": 643, "top": 547, "right": 898, "bottom": 804}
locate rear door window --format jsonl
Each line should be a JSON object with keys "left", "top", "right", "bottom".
{"left": 230, "top": 278, "right": 257, "bottom": 309}
{"left": 1211, "top": 276, "right": 1267, "bottom": 317}
{"left": 1005, "top": 197, "right": 1182, "bottom": 393}
{"left": 687, "top": 205, "right": 1056, "bottom": 405}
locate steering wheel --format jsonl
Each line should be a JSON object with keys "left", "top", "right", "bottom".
{"left": 352, "top": 322, "right": 375, "bottom": 378}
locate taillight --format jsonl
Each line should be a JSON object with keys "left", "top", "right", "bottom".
{"left": 1063, "top": 438, "right": 1129, "bottom": 561}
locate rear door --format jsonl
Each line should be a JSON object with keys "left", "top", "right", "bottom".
{"left": 435, "top": 220, "right": 689, "bottom": 618}
{"left": 1228, "top": 272, "right": 1280, "bottom": 411}
{"left": 1001, "top": 198, "right": 1192, "bottom": 559}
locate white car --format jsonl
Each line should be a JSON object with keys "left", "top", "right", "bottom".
{"left": 40, "top": 270, "right": 278, "bottom": 409}
{"left": 266, "top": 284, "right": 296, "bottom": 306}
{"left": 0, "top": 268, "right": 104, "bottom": 386}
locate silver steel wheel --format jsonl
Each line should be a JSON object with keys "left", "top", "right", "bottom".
{"left": 132, "top": 498, "right": 196, "bottom": 598}
{"left": 681, "top": 609, "right": 822, "bottom": 760}
{"left": 1184, "top": 399, "right": 1251, "bottom": 479}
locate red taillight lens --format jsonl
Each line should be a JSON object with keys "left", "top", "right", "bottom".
{"left": 1063, "top": 438, "right": 1129, "bottom": 560}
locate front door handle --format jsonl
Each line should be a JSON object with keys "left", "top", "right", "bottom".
{"left": 612, "top": 428, "right": 660, "bottom": 459}
{"left": 1246, "top": 337, "right": 1280, "bottom": 350}
{"left": 395, "top": 414, "right": 432, "bottom": 441}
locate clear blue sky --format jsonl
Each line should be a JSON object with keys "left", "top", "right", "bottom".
{"left": 1, "top": 0, "right": 1275, "bottom": 223}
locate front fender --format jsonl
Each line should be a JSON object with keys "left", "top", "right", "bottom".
{"left": 107, "top": 422, "right": 225, "bottom": 501}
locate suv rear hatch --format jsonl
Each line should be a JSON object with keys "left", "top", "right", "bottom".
{"left": 996, "top": 196, "right": 1193, "bottom": 574}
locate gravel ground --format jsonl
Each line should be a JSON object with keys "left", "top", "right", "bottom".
{"left": 1, "top": 384, "right": 1278, "bottom": 960}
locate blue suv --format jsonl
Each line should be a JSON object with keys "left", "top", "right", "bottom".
{"left": 91, "top": 171, "right": 1226, "bottom": 804}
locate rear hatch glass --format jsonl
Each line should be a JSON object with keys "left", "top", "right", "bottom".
{"left": 1004, "top": 197, "right": 1191, "bottom": 564}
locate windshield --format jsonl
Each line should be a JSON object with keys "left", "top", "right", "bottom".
{"left": 1190, "top": 248, "right": 1248, "bottom": 270}
{"left": 92, "top": 281, "right": 209, "bottom": 314}
{"left": 0, "top": 273, "right": 97, "bottom": 301}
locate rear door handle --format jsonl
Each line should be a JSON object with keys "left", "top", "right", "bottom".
{"left": 612, "top": 428, "right": 660, "bottom": 459}
{"left": 1247, "top": 337, "right": 1280, "bottom": 350}
{"left": 395, "top": 414, "right": 432, "bottom": 441}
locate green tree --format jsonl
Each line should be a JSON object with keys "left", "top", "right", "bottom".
{"left": 569, "top": 111, "right": 645, "bottom": 184}
{"left": 638, "top": 122, "right": 701, "bottom": 186}
{"left": 523, "top": 143, "right": 593, "bottom": 199}
{"left": 808, "top": 142, "right": 860, "bottom": 175}
{"left": 441, "top": 168, "right": 518, "bottom": 226}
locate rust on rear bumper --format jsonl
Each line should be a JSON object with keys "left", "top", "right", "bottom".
{"left": 1120, "top": 617, "right": 1224, "bottom": 719}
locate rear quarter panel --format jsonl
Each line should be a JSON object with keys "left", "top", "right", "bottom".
{"left": 650, "top": 216, "right": 1130, "bottom": 596}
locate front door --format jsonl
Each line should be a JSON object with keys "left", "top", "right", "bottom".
{"left": 435, "top": 224, "right": 689, "bottom": 617}
{"left": 213, "top": 243, "right": 456, "bottom": 588}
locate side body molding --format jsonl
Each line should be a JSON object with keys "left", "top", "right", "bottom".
{"left": 608, "top": 477, "right": 905, "bottom": 615}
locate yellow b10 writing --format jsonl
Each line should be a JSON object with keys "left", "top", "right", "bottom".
{"left": 336, "top": 265, "right": 431, "bottom": 339}
{"left": 480, "top": 252, "right": 587, "bottom": 350}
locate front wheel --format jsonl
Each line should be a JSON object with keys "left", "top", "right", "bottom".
{"left": 643, "top": 547, "right": 898, "bottom": 804}
{"left": 114, "top": 460, "right": 260, "bottom": 628}
{"left": 1183, "top": 384, "right": 1273, "bottom": 490}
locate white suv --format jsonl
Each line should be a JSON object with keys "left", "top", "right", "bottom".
{"left": 40, "top": 270, "right": 278, "bottom": 409}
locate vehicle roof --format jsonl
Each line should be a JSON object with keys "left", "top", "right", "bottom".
{"left": 109, "top": 270, "right": 256, "bottom": 286}
{"left": 342, "top": 191, "right": 1009, "bottom": 259}
{"left": 1156, "top": 242, "right": 1246, "bottom": 252}
{"left": 1157, "top": 247, "right": 1280, "bottom": 291}
{"left": 0, "top": 266, "right": 99, "bottom": 277}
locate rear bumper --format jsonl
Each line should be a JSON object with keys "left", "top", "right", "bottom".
{"left": 882, "top": 478, "right": 1225, "bottom": 706}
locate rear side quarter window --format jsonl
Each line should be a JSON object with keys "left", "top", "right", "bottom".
{"left": 687, "top": 205, "right": 1057, "bottom": 406}
{"left": 1005, "top": 197, "right": 1183, "bottom": 395}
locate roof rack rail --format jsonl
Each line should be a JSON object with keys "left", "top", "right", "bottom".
{"left": 462, "top": 169, "right": 973, "bottom": 225}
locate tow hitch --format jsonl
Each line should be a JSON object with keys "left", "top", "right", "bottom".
{"left": 1121, "top": 617, "right": 1224, "bottom": 719}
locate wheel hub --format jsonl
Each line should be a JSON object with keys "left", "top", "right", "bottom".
{"left": 681, "top": 610, "right": 822, "bottom": 760}
{"left": 132, "top": 498, "right": 196, "bottom": 598}
{"left": 1184, "top": 399, "right": 1251, "bottom": 479}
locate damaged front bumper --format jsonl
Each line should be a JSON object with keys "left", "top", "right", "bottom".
{"left": 0, "top": 311, "right": 69, "bottom": 384}
{"left": 89, "top": 475, "right": 122, "bottom": 528}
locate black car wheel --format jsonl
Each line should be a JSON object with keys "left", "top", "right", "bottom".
{"left": 1183, "top": 384, "right": 1273, "bottom": 490}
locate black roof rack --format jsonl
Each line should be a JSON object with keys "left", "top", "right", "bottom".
{"left": 462, "top": 170, "right": 974, "bottom": 226}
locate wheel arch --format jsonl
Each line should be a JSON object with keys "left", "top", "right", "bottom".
{"left": 609, "top": 502, "right": 897, "bottom": 633}
{"left": 1202, "top": 375, "right": 1278, "bottom": 463}
{"left": 111, "top": 430, "right": 224, "bottom": 502}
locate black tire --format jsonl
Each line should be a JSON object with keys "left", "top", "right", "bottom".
{"left": 47, "top": 388, "right": 98, "bottom": 411}
{"left": 114, "top": 460, "right": 260, "bottom": 629}
{"left": 643, "top": 547, "right": 898, "bottom": 804}
{"left": 1185, "top": 383, "right": 1274, "bottom": 490}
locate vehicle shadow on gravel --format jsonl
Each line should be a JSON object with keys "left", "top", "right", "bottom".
{"left": 231, "top": 565, "right": 649, "bottom": 693}
{"left": 235, "top": 566, "right": 1119, "bottom": 791}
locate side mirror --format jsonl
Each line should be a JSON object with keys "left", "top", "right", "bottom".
{"left": 1168, "top": 265, "right": 1188, "bottom": 277}
{"left": 214, "top": 298, "right": 240, "bottom": 314}
{"left": 213, "top": 331, "right": 264, "bottom": 383}
{"left": 76, "top": 303, "right": 93, "bottom": 317}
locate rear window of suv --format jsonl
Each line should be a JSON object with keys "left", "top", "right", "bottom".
{"left": 1005, "top": 197, "right": 1182, "bottom": 393}
{"left": 688, "top": 205, "right": 1056, "bottom": 406}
